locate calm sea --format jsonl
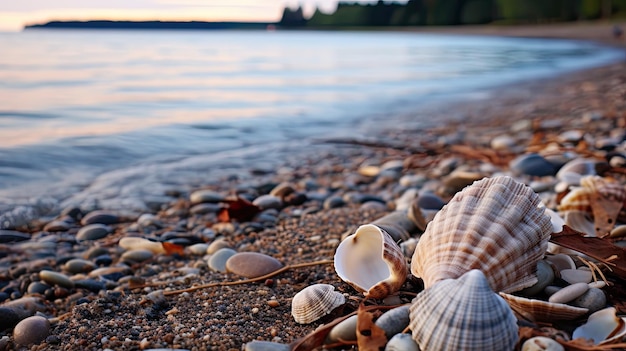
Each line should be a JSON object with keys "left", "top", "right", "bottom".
{"left": 0, "top": 29, "right": 623, "bottom": 215}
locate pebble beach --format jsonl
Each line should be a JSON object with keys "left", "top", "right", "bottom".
{"left": 1, "top": 22, "right": 626, "bottom": 351}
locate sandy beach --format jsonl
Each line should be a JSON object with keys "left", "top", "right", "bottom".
{"left": 1, "top": 21, "right": 626, "bottom": 351}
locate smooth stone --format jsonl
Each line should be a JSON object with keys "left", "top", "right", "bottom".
{"left": 0, "top": 297, "right": 47, "bottom": 330}
{"left": 556, "top": 158, "right": 598, "bottom": 179}
{"left": 13, "top": 316, "right": 50, "bottom": 345}
{"left": 375, "top": 305, "right": 410, "bottom": 339}
{"left": 385, "top": 333, "right": 420, "bottom": 351}
{"left": 417, "top": 192, "right": 445, "bottom": 210}
{"left": 491, "top": 135, "right": 516, "bottom": 150}
{"left": 39, "top": 270, "right": 74, "bottom": 289}
{"left": 269, "top": 182, "right": 296, "bottom": 198}
{"left": 519, "top": 260, "right": 554, "bottom": 296}
{"left": 190, "top": 189, "right": 224, "bottom": 204}
{"left": 187, "top": 243, "right": 209, "bottom": 256}
{"left": 399, "top": 174, "right": 427, "bottom": 188}
{"left": 381, "top": 160, "right": 404, "bottom": 172}
{"left": 81, "top": 210, "right": 120, "bottom": 225}
{"left": 442, "top": 170, "right": 483, "bottom": 193}
{"left": 610, "top": 225, "right": 626, "bottom": 238}
{"left": 589, "top": 281, "right": 606, "bottom": 289}
{"left": 521, "top": 336, "right": 565, "bottom": 351}
{"left": 323, "top": 196, "right": 346, "bottom": 210}
{"left": 83, "top": 247, "right": 109, "bottom": 259}
{"left": 74, "top": 279, "right": 106, "bottom": 293}
{"left": 549, "top": 282, "right": 589, "bottom": 304}
{"left": 137, "top": 214, "right": 163, "bottom": 228}
{"left": 77, "top": 223, "right": 112, "bottom": 241}
{"left": 190, "top": 203, "right": 220, "bottom": 215}
{"left": 225, "top": 252, "right": 283, "bottom": 278}
{"left": 252, "top": 195, "right": 282, "bottom": 211}
{"left": 207, "top": 238, "right": 231, "bottom": 255}
{"left": 0, "top": 230, "right": 30, "bottom": 243}
{"left": 560, "top": 269, "right": 593, "bottom": 284}
{"left": 244, "top": 340, "right": 290, "bottom": 351}
{"left": 510, "top": 153, "right": 556, "bottom": 177}
{"left": 208, "top": 248, "right": 237, "bottom": 273}
{"left": 43, "top": 220, "right": 71, "bottom": 232}
{"left": 360, "top": 201, "right": 387, "bottom": 211}
{"left": 546, "top": 254, "right": 576, "bottom": 272}
{"left": 27, "top": 282, "right": 50, "bottom": 295}
{"left": 571, "top": 288, "right": 606, "bottom": 313}
{"left": 63, "top": 259, "right": 96, "bottom": 274}
{"left": 544, "top": 285, "right": 561, "bottom": 296}
{"left": 121, "top": 249, "right": 154, "bottom": 262}
{"left": 326, "top": 315, "right": 357, "bottom": 343}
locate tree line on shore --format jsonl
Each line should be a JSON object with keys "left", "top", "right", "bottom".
{"left": 280, "top": 0, "right": 626, "bottom": 27}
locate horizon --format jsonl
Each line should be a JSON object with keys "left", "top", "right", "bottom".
{"left": 0, "top": 0, "right": 408, "bottom": 32}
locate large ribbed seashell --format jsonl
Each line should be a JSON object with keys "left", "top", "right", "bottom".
{"left": 334, "top": 224, "right": 408, "bottom": 299}
{"left": 411, "top": 176, "right": 553, "bottom": 293}
{"left": 499, "top": 292, "right": 588, "bottom": 322}
{"left": 409, "top": 270, "right": 518, "bottom": 351}
{"left": 291, "top": 284, "right": 345, "bottom": 324}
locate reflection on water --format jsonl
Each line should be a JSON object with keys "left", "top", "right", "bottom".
{"left": 0, "top": 30, "right": 622, "bottom": 208}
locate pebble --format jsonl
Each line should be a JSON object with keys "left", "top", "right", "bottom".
{"left": 571, "top": 287, "right": 606, "bottom": 313}
{"left": 39, "top": 270, "right": 75, "bottom": 289}
{"left": 560, "top": 269, "right": 593, "bottom": 284}
{"left": 326, "top": 315, "right": 357, "bottom": 343}
{"left": 208, "top": 248, "right": 237, "bottom": 273}
{"left": 519, "top": 260, "right": 554, "bottom": 296}
{"left": 226, "top": 252, "right": 283, "bottom": 278}
{"left": 385, "top": 333, "right": 420, "bottom": 351}
{"left": 244, "top": 340, "right": 290, "bottom": 351}
{"left": 189, "top": 189, "right": 224, "bottom": 204}
{"left": 81, "top": 210, "right": 120, "bottom": 225}
{"left": 490, "top": 134, "right": 516, "bottom": 150}
{"left": 187, "top": 243, "right": 209, "bottom": 255}
{"left": 0, "top": 230, "right": 30, "bottom": 243}
{"left": 521, "top": 336, "right": 565, "bottom": 351}
{"left": 63, "top": 258, "right": 96, "bottom": 274}
{"left": 76, "top": 223, "right": 111, "bottom": 241}
{"left": 207, "top": 238, "right": 231, "bottom": 254}
{"left": 252, "top": 195, "right": 283, "bottom": 211}
{"left": 13, "top": 315, "right": 50, "bottom": 345}
{"left": 323, "top": 196, "right": 346, "bottom": 209}
{"left": 610, "top": 225, "right": 626, "bottom": 238}
{"left": 510, "top": 153, "right": 556, "bottom": 177}
{"left": 190, "top": 203, "right": 220, "bottom": 215}
{"left": 43, "top": 220, "right": 72, "bottom": 232}
{"left": 269, "top": 182, "right": 296, "bottom": 198}
{"left": 120, "top": 249, "right": 154, "bottom": 262}
{"left": 375, "top": 305, "right": 410, "bottom": 339}
{"left": 548, "top": 282, "right": 589, "bottom": 304}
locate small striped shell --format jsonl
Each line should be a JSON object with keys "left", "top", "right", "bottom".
{"left": 499, "top": 292, "right": 588, "bottom": 322}
{"left": 334, "top": 224, "right": 408, "bottom": 299}
{"left": 291, "top": 284, "right": 345, "bottom": 324}
{"left": 411, "top": 176, "right": 553, "bottom": 293}
{"left": 409, "top": 270, "right": 518, "bottom": 351}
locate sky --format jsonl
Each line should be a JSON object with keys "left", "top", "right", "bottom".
{"left": 0, "top": 0, "right": 397, "bottom": 32}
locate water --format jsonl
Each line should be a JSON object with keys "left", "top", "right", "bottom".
{"left": 0, "top": 29, "right": 623, "bottom": 216}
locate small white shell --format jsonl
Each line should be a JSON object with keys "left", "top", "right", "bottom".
{"left": 573, "top": 307, "right": 626, "bottom": 345}
{"left": 411, "top": 176, "right": 553, "bottom": 293}
{"left": 291, "top": 284, "right": 345, "bottom": 324}
{"left": 409, "top": 270, "right": 518, "bottom": 351}
{"left": 334, "top": 224, "right": 408, "bottom": 299}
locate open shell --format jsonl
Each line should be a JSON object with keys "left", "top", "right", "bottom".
{"left": 411, "top": 176, "right": 553, "bottom": 293}
{"left": 409, "top": 269, "right": 518, "bottom": 351}
{"left": 334, "top": 224, "right": 408, "bottom": 299}
{"left": 499, "top": 292, "right": 588, "bottom": 322}
{"left": 291, "top": 284, "right": 345, "bottom": 324}
{"left": 573, "top": 307, "right": 626, "bottom": 345}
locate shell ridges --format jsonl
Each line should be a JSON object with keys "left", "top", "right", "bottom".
{"left": 291, "top": 284, "right": 345, "bottom": 324}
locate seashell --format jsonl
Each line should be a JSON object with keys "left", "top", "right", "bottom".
{"left": 521, "top": 336, "right": 565, "bottom": 351}
{"left": 409, "top": 270, "right": 518, "bottom": 351}
{"left": 411, "top": 176, "right": 553, "bottom": 293}
{"left": 543, "top": 208, "right": 565, "bottom": 233}
{"left": 545, "top": 253, "right": 576, "bottom": 272}
{"left": 562, "top": 211, "right": 595, "bottom": 236}
{"left": 573, "top": 307, "right": 626, "bottom": 345}
{"left": 385, "top": 333, "right": 420, "bottom": 351}
{"left": 291, "top": 284, "right": 345, "bottom": 324}
{"left": 334, "top": 224, "right": 408, "bottom": 299}
{"left": 499, "top": 292, "right": 588, "bottom": 322}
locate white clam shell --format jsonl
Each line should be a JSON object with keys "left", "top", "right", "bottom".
{"left": 409, "top": 270, "right": 518, "bottom": 351}
{"left": 521, "top": 336, "right": 565, "bottom": 351}
{"left": 573, "top": 307, "right": 626, "bottom": 345}
{"left": 291, "top": 284, "right": 345, "bottom": 324}
{"left": 334, "top": 224, "right": 408, "bottom": 299}
{"left": 411, "top": 176, "right": 553, "bottom": 293}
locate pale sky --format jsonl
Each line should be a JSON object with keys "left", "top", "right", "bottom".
{"left": 0, "top": 0, "right": 397, "bottom": 32}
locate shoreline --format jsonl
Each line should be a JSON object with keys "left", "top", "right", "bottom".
{"left": 1, "top": 22, "right": 626, "bottom": 350}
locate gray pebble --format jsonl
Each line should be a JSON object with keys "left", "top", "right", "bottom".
{"left": 375, "top": 305, "right": 410, "bottom": 339}
{"left": 208, "top": 248, "right": 237, "bottom": 273}
{"left": 63, "top": 258, "right": 96, "bottom": 274}
{"left": 81, "top": 210, "right": 119, "bottom": 225}
{"left": 77, "top": 223, "right": 111, "bottom": 241}
{"left": 244, "top": 340, "right": 290, "bottom": 351}
{"left": 385, "top": 333, "right": 420, "bottom": 351}
{"left": 548, "top": 282, "right": 589, "bottom": 304}
{"left": 13, "top": 315, "right": 50, "bottom": 345}
{"left": 326, "top": 315, "right": 357, "bottom": 343}
{"left": 560, "top": 269, "right": 592, "bottom": 284}
{"left": 190, "top": 203, "right": 220, "bottom": 215}
{"left": 121, "top": 249, "right": 153, "bottom": 262}
{"left": 323, "top": 196, "right": 345, "bottom": 209}
{"left": 190, "top": 189, "right": 224, "bottom": 204}
{"left": 27, "top": 282, "right": 50, "bottom": 295}
{"left": 571, "top": 288, "right": 606, "bottom": 313}
{"left": 207, "top": 238, "right": 231, "bottom": 255}
{"left": 0, "top": 230, "right": 30, "bottom": 243}
{"left": 519, "top": 260, "right": 554, "bottom": 296}
{"left": 39, "top": 270, "right": 74, "bottom": 289}
{"left": 252, "top": 195, "right": 282, "bottom": 211}
{"left": 510, "top": 153, "right": 556, "bottom": 177}
{"left": 416, "top": 192, "right": 445, "bottom": 210}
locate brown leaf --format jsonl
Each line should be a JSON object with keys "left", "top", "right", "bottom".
{"left": 219, "top": 196, "right": 260, "bottom": 222}
{"left": 356, "top": 304, "right": 387, "bottom": 351}
{"left": 550, "top": 226, "right": 626, "bottom": 279}
{"left": 161, "top": 242, "right": 185, "bottom": 256}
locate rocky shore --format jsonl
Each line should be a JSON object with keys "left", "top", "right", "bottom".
{"left": 1, "top": 22, "right": 626, "bottom": 351}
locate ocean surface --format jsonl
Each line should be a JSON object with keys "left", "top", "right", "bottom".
{"left": 0, "top": 29, "right": 623, "bottom": 217}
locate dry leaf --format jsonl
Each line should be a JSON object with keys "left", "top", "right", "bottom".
{"left": 550, "top": 226, "right": 626, "bottom": 279}
{"left": 356, "top": 304, "right": 387, "bottom": 351}
{"left": 218, "top": 196, "right": 260, "bottom": 222}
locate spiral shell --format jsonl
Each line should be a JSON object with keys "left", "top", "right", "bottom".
{"left": 499, "top": 292, "right": 588, "bottom": 322}
{"left": 291, "top": 284, "right": 345, "bottom": 324}
{"left": 334, "top": 224, "right": 408, "bottom": 299}
{"left": 411, "top": 176, "right": 553, "bottom": 293}
{"left": 409, "top": 269, "right": 518, "bottom": 351}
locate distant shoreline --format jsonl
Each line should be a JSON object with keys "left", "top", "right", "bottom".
{"left": 24, "top": 20, "right": 276, "bottom": 31}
